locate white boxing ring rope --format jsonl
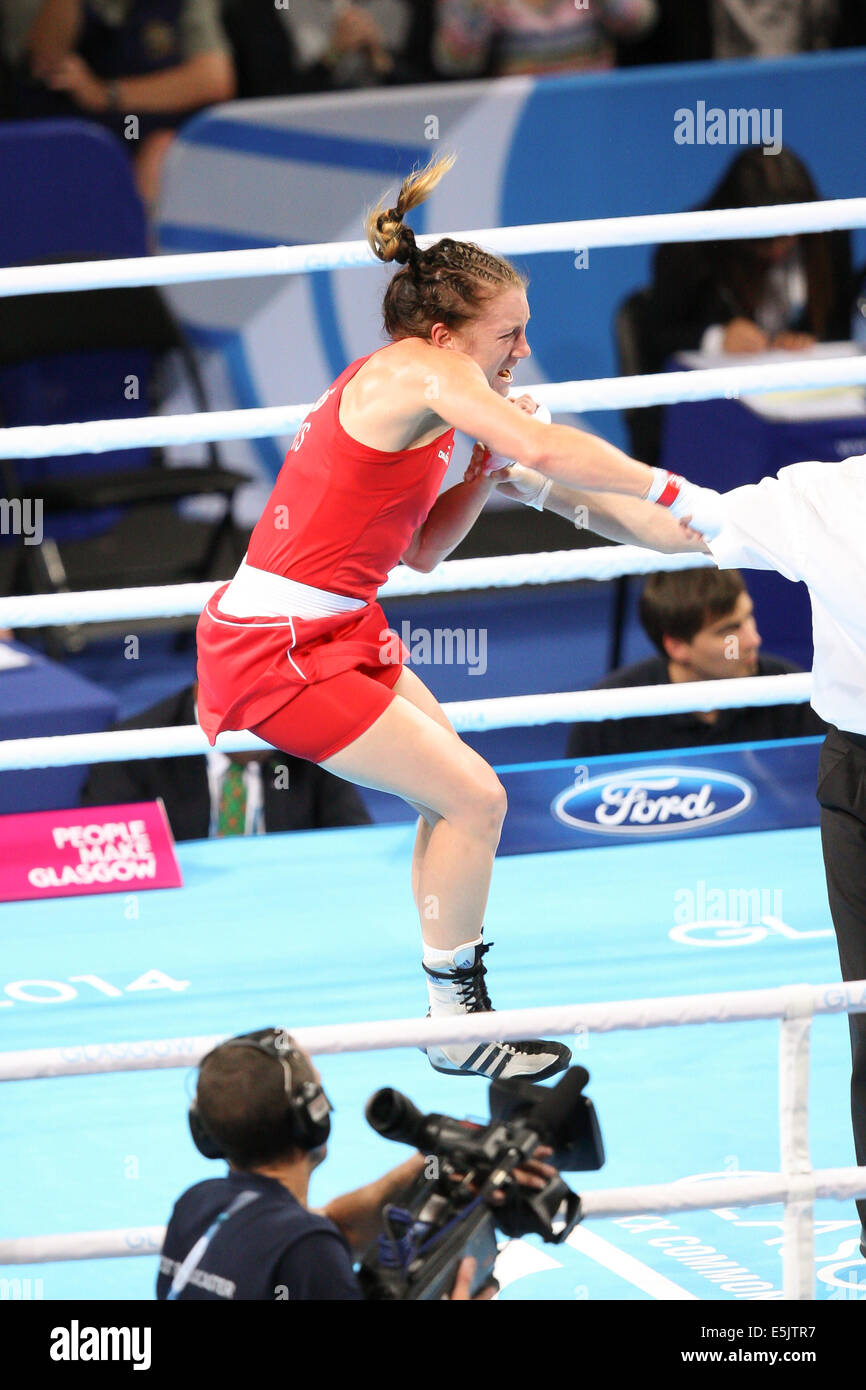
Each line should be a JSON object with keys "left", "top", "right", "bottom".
{"left": 2, "top": 198, "right": 864, "bottom": 1302}
{"left": 4, "top": 980, "right": 864, "bottom": 1075}
{"left": 0, "top": 672, "right": 813, "bottom": 770}
{"left": 1, "top": 356, "right": 864, "bottom": 459}
{"left": 3, "top": 981, "right": 866, "bottom": 1301}
{"left": 0, "top": 543, "right": 715, "bottom": 629}
{"left": 0, "top": 197, "right": 864, "bottom": 297}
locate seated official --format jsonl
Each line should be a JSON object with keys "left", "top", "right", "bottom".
{"left": 80, "top": 681, "right": 370, "bottom": 841}
{"left": 646, "top": 148, "right": 853, "bottom": 365}
{"left": 566, "top": 568, "right": 825, "bottom": 759}
{"left": 157, "top": 1028, "right": 491, "bottom": 1301}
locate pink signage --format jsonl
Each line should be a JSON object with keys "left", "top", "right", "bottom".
{"left": 0, "top": 801, "right": 183, "bottom": 902}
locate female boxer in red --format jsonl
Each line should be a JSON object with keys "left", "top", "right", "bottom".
{"left": 196, "top": 153, "right": 721, "bottom": 1080}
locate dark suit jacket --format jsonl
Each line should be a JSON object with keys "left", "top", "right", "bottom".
{"left": 566, "top": 653, "right": 826, "bottom": 760}
{"left": 80, "top": 686, "right": 371, "bottom": 842}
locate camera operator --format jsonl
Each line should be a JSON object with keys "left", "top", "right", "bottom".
{"left": 157, "top": 1028, "right": 539, "bottom": 1300}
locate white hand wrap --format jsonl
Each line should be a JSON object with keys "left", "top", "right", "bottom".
{"left": 527, "top": 477, "right": 553, "bottom": 511}
{"left": 646, "top": 468, "right": 726, "bottom": 539}
{"left": 504, "top": 469, "right": 553, "bottom": 510}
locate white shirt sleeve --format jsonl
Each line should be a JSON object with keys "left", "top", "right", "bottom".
{"left": 707, "top": 474, "right": 806, "bottom": 583}
{"left": 243, "top": 760, "right": 265, "bottom": 835}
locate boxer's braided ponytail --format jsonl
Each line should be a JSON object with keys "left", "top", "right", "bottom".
{"left": 365, "top": 154, "right": 526, "bottom": 340}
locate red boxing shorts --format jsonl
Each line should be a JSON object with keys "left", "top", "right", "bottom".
{"left": 195, "top": 584, "right": 406, "bottom": 763}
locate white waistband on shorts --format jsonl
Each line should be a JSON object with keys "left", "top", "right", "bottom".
{"left": 219, "top": 557, "right": 366, "bottom": 621}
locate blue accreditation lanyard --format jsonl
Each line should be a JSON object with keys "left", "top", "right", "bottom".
{"left": 167, "top": 1190, "right": 260, "bottom": 1300}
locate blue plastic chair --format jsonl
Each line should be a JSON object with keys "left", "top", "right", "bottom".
{"left": 0, "top": 121, "right": 245, "bottom": 638}
{"left": 0, "top": 120, "right": 151, "bottom": 542}
{"left": 0, "top": 118, "right": 147, "bottom": 267}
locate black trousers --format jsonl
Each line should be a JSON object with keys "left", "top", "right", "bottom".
{"left": 817, "top": 726, "right": 866, "bottom": 1237}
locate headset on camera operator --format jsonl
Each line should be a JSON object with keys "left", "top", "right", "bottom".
{"left": 157, "top": 1027, "right": 515, "bottom": 1301}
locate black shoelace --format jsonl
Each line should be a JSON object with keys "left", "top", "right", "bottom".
{"left": 451, "top": 942, "right": 495, "bottom": 1014}
{"left": 428, "top": 943, "right": 560, "bottom": 1058}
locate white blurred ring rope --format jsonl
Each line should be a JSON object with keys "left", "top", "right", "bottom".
{"left": 0, "top": 357, "right": 864, "bottom": 458}
{"left": 0, "top": 545, "right": 714, "bottom": 628}
{"left": 0, "top": 197, "right": 864, "bottom": 296}
{"left": 0, "top": 674, "right": 813, "bottom": 768}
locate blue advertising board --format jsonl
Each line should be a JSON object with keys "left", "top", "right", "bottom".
{"left": 496, "top": 736, "right": 822, "bottom": 856}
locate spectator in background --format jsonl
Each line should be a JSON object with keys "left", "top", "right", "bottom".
{"left": 430, "top": 0, "right": 657, "bottom": 80}
{"left": 711, "top": 0, "right": 841, "bottom": 57}
{"left": 618, "top": 0, "right": 866, "bottom": 66}
{"left": 221, "top": 0, "right": 434, "bottom": 100}
{"left": 80, "top": 680, "right": 371, "bottom": 841}
{"left": 646, "top": 148, "right": 854, "bottom": 364}
{"left": 566, "top": 568, "right": 825, "bottom": 759}
{"left": 0, "top": 2, "right": 42, "bottom": 78}
{"left": 7, "top": 0, "right": 236, "bottom": 208}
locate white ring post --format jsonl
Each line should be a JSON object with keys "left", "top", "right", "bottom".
{"left": 778, "top": 986, "right": 817, "bottom": 1299}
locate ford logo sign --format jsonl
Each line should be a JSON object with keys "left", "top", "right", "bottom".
{"left": 551, "top": 766, "right": 755, "bottom": 837}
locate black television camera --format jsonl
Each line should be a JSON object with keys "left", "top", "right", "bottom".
{"left": 358, "top": 1066, "right": 604, "bottom": 1300}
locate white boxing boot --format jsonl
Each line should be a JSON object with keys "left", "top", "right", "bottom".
{"left": 422, "top": 939, "right": 571, "bottom": 1080}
